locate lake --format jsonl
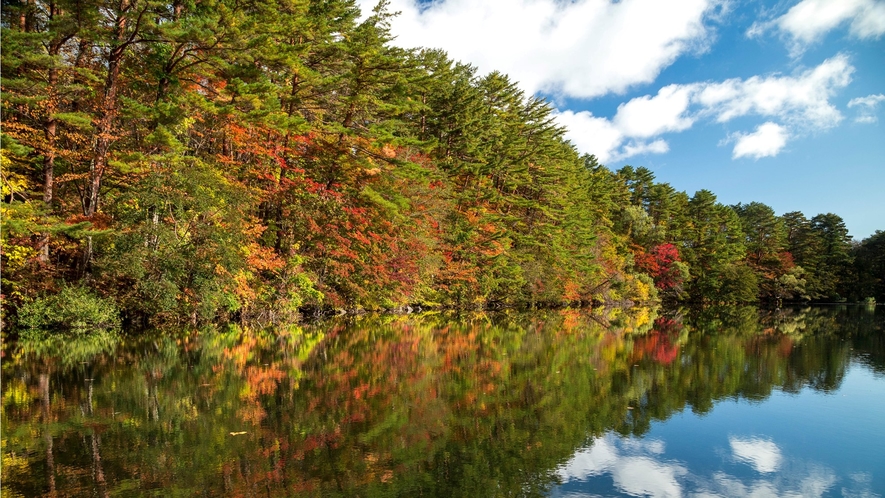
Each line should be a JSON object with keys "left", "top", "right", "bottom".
{"left": 2, "top": 305, "right": 883, "bottom": 497}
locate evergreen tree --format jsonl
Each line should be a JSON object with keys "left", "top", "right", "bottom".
{"left": 851, "top": 231, "right": 885, "bottom": 302}
{"left": 809, "top": 213, "right": 853, "bottom": 301}
{"left": 733, "top": 202, "right": 790, "bottom": 300}
{"left": 681, "top": 190, "right": 750, "bottom": 302}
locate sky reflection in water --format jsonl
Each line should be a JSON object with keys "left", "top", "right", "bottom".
{"left": 554, "top": 364, "right": 884, "bottom": 497}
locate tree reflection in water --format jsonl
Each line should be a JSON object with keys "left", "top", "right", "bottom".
{"left": 2, "top": 306, "right": 882, "bottom": 497}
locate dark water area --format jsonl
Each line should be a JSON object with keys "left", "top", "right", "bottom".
{"left": 2, "top": 305, "right": 884, "bottom": 497}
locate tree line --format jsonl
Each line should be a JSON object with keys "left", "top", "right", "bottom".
{"left": 2, "top": 0, "right": 882, "bottom": 327}
{"left": 613, "top": 165, "right": 884, "bottom": 304}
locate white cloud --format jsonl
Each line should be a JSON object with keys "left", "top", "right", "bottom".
{"left": 621, "top": 139, "right": 671, "bottom": 158}
{"left": 781, "top": 0, "right": 885, "bottom": 42}
{"left": 556, "top": 56, "right": 852, "bottom": 162}
{"left": 554, "top": 110, "right": 672, "bottom": 164}
{"left": 848, "top": 93, "right": 885, "bottom": 123}
{"left": 555, "top": 82, "right": 700, "bottom": 162}
{"left": 697, "top": 54, "right": 853, "bottom": 129}
{"left": 358, "top": 0, "right": 723, "bottom": 98}
{"left": 729, "top": 436, "right": 783, "bottom": 473}
{"left": 731, "top": 122, "right": 790, "bottom": 159}
{"left": 554, "top": 110, "right": 626, "bottom": 163}
{"left": 353, "top": 0, "right": 857, "bottom": 162}
{"left": 750, "top": 0, "right": 885, "bottom": 54}
{"left": 558, "top": 436, "right": 619, "bottom": 480}
{"left": 614, "top": 84, "right": 697, "bottom": 138}
{"left": 848, "top": 94, "right": 885, "bottom": 107}
{"left": 612, "top": 457, "right": 685, "bottom": 498}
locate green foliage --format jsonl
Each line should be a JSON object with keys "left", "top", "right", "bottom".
{"left": 607, "top": 164, "right": 874, "bottom": 304}
{"left": 1, "top": 0, "right": 879, "bottom": 320}
{"left": 17, "top": 285, "right": 120, "bottom": 331}
{"left": 776, "top": 265, "right": 810, "bottom": 301}
{"left": 96, "top": 158, "right": 256, "bottom": 323}
{"left": 16, "top": 328, "right": 120, "bottom": 369}
{"left": 716, "top": 264, "right": 760, "bottom": 303}
{"left": 734, "top": 202, "right": 789, "bottom": 300}
{"left": 851, "top": 231, "right": 885, "bottom": 302}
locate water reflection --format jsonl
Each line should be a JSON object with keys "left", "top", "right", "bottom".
{"left": 2, "top": 306, "right": 883, "bottom": 496}
{"left": 729, "top": 437, "right": 781, "bottom": 474}
{"left": 557, "top": 436, "right": 686, "bottom": 498}
{"left": 554, "top": 433, "right": 846, "bottom": 498}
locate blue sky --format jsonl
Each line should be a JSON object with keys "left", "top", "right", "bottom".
{"left": 356, "top": 0, "right": 885, "bottom": 239}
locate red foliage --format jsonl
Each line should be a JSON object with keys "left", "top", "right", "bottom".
{"left": 634, "top": 243, "right": 684, "bottom": 291}
{"left": 631, "top": 317, "right": 683, "bottom": 365}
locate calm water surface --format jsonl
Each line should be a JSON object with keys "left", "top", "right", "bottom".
{"left": 2, "top": 305, "right": 883, "bottom": 497}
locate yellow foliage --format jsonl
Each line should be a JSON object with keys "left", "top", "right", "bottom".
{"left": 632, "top": 276, "right": 652, "bottom": 302}
{"left": 0, "top": 172, "right": 30, "bottom": 198}
{"left": 0, "top": 442, "right": 29, "bottom": 484}
{"left": 0, "top": 241, "right": 36, "bottom": 269}
{"left": 234, "top": 271, "right": 258, "bottom": 301}
{"left": 1, "top": 380, "right": 32, "bottom": 407}
{"left": 633, "top": 307, "right": 651, "bottom": 331}
{"left": 381, "top": 143, "right": 396, "bottom": 158}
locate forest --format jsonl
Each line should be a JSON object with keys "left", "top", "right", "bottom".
{"left": 2, "top": 0, "right": 884, "bottom": 328}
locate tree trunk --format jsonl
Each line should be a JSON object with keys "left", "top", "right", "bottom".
{"left": 420, "top": 93, "right": 427, "bottom": 138}
{"left": 85, "top": 8, "right": 129, "bottom": 217}
{"left": 39, "top": 98, "right": 57, "bottom": 263}
{"left": 40, "top": 373, "right": 57, "bottom": 497}
{"left": 39, "top": 2, "right": 66, "bottom": 263}
{"left": 86, "top": 53, "right": 122, "bottom": 217}
{"left": 84, "top": 380, "right": 110, "bottom": 498}
{"left": 91, "top": 432, "right": 110, "bottom": 498}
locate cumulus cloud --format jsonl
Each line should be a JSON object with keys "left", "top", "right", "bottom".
{"left": 555, "top": 109, "right": 673, "bottom": 163}
{"left": 556, "top": 433, "right": 846, "bottom": 498}
{"left": 848, "top": 94, "right": 885, "bottom": 107}
{"left": 614, "top": 84, "right": 697, "bottom": 138}
{"left": 622, "top": 139, "right": 671, "bottom": 158}
{"left": 848, "top": 93, "right": 885, "bottom": 123}
{"left": 352, "top": 0, "right": 857, "bottom": 162}
{"left": 730, "top": 122, "right": 790, "bottom": 159}
{"left": 696, "top": 54, "right": 853, "bottom": 129}
{"left": 558, "top": 81, "right": 699, "bottom": 162}
{"left": 749, "top": 0, "right": 885, "bottom": 54}
{"left": 356, "top": 0, "right": 723, "bottom": 98}
{"left": 554, "top": 110, "right": 626, "bottom": 163}
{"left": 556, "top": 56, "right": 852, "bottom": 162}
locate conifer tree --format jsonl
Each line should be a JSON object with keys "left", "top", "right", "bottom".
{"left": 734, "top": 202, "right": 790, "bottom": 300}
{"left": 682, "top": 190, "right": 750, "bottom": 301}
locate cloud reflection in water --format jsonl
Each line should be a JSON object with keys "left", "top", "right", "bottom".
{"left": 552, "top": 433, "right": 872, "bottom": 498}
{"left": 557, "top": 436, "right": 685, "bottom": 497}
{"left": 728, "top": 436, "right": 782, "bottom": 473}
